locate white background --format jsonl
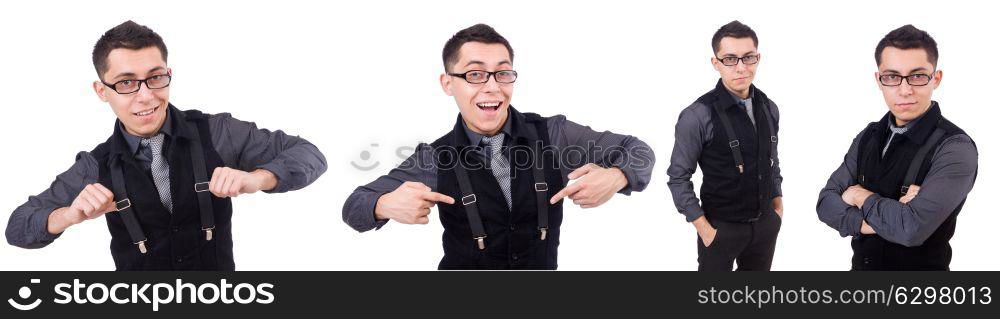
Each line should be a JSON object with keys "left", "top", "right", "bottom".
{"left": 0, "top": 0, "right": 995, "bottom": 270}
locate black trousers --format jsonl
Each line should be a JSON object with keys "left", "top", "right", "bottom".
{"left": 697, "top": 209, "right": 781, "bottom": 271}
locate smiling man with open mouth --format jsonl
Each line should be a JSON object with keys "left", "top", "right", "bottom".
{"left": 5, "top": 20, "right": 328, "bottom": 270}
{"left": 343, "top": 24, "right": 655, "bottom": 270}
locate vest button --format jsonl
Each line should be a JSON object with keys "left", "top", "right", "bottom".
{"left": 176, "top": 257, "right": 183, "bottom": 263}
{"left": 509, "top": 225, "right": 515, "bottom": 231}
{"left": 511, "top": 254, "right": 519, "bottom": 261}
{"left": 172, "top": 227, "right": 179, "bottom": 233}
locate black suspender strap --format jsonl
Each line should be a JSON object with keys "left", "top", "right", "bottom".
{"left": 526, "top": 124, "right": 549, "bottom": 241}
{"left": 901, "top": 126, "right": 946, "bottom": 195}
{"left": 453, "top": 159, "right": 488, "bottom": 250}
{"left": 109, "top": 157, "right": 149, "bottom": 254}
{"left": 712, "top": 103, "right": 745, "bottom": 174}
{"left": 187, "top": 124, "right": 217, "bottom": 241}
{"left": 759, "top": 100, "right": 778, "bottom": 168}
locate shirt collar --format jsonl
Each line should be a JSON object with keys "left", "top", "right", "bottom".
{"left": 118, "top": 107, "right": 174, "bottom": 155}
{"left": 463, "top": 110, "right": 513, "bottom": 146}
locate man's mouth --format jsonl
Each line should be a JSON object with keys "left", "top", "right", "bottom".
{"left": 476, "top": 101, "right": 502, "bottom": 111}
{"left": 133, "top": 105, "right": 159, "bottom": 117}
{"left": 896, "top": 102, "right": 917, "bottom": 109}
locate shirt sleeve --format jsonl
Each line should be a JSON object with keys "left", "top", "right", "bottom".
{"left": 208, "top": 113, "right": 327, "bottom": 193}
{"left": 6, "top": 152, "right": 99, "bottom": 248}
{"left": 769, "top": 100, "right": 783, "bottom": 198}
{"left": 860, "top": 134, "right": 978, "bottom": 247}
{"left": 342, "top": 143, "right": 438, "bottom": 232}
{"left": 546, "top": 115, "right": 655, "bottom": 195}
{"left": 816, "top": 129, "right": 868, "bottom": 237}
{"left": 667, "top": 102, "right": 711, "bottom": 222}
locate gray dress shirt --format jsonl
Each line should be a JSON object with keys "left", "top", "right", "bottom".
{"left": 816, "top": 116, "right": 978, "bottom": 247}
{"left": 342, "top": 112, "right": 655, "bottom": 232}
{"left": 6, "top": 109, "right": 328, "bottom": 249}
{"left": 666, "top": 90, "right": 783, "bottom": 222}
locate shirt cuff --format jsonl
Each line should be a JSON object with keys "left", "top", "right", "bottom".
{"left": 860, "top": 193, "right": 882, "bottom": 219}
{"left": 33, "top": 208, "right": 63, "bottom": 243}
{"left": 683, "top": 206, "right": 705, "bottom": 223}
{"left": 843, "top": 207, "right": 865, "bottom": 237}
{"left": 612, "top": 165, "right": 637, "bottom": 196}
{"left": 369, "top": 191, "right": 390, "bottom": 231}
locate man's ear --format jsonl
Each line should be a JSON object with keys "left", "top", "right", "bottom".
{"left": 93, "top": 80, "right": 110, "bottom": 102}
{"left": 440, "top": 73, "right": 454, "bottom": 96}
{"left": 874, "top": 71, "right": 882, "bottom": 88}
{"left": 932, "top": 69, "right": 943, "bottom": 89}
{"left": 711, "top": 57, "right": 720, "bottom": 72}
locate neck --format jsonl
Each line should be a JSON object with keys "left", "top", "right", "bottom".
{"left": 723, "top": 83, "right": 750, "bottom": 99}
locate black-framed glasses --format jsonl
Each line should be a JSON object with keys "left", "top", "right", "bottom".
{"left": 101, "top": 74, "right": 172, "bottom": 94}
{"left": 715, "top": 54, "right": 760, "bottom": 66}
{"left": 448, "top": 70, "right": 518, "bottom": 84}
{"left": 879, "top": 73, "right": 934, "bottom": 86}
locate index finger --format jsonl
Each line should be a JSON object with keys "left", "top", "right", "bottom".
{"left": 420, "top": 191, "right": 455, "bottom": 204}
{"left": 550, "top": 183, "right": 583, "bottom": 204}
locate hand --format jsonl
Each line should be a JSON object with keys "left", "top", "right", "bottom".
{"left": 860, "top": 220, "right": 876, "bottom": 235}
{"left": 773, "top": 196, "right": 783, "bottom": 219}
{"left": 375, "top": 181, "right": 455, "bottom": 225}
{"left": 841, "top": 185, "right": 874, "bottom": 209}
{"left": 900, "top": 185, "right": 921, "bottom": 204}
{"left": 548, "top": 164, "right": 628, "bottom": 208}
{"left": 208, "top": 167, "right": 277, "bottom": 198}
{"left": 692, "top": 215, "right": 718, "bottom": 247}
{"left": 48, "top": 183, "right": 116, "bottom": 234}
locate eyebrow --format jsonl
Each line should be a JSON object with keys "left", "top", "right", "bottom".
{"left": 111, "top": 66, "right": 167, "bottom": 81}
{"left": 881, "top": 67, "right": 931, "bottom": 75}
{"left": 720, "top": 51, "right": 757, "bottom": 57}
{"left": 462, "top": 60, "right": 512, "bottom": 68}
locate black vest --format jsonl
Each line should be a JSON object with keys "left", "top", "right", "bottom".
{"left": 90, "top": 105, "right": 234, "bottom": 270}
{"left": 696, "top": 80, "right": 778, "bottom": 223}
{"left": 852, "top": 103, "right": 967, "bottom": 270}
{"left": 431, "top": 108, "right": 566, "bottom": 270}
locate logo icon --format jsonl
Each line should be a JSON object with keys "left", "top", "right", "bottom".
{"left": 8, "top": 279, "right": 42, "bottom": 311}
{"left": 351, "top": 143, "right": 381, "bottom": 171}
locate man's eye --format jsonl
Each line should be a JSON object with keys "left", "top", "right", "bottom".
{"left": 467, "top": 72, "right": 486, "bottom": 79}
{"left": 119, "top": 80, "right": 135, "bottom": 86}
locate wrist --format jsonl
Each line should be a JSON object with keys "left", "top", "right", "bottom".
{"left": 252, "top": 169, "right": 278, "bottom": 191}
{"left": 47, "top": 207, "right": 73, "bottom": 235}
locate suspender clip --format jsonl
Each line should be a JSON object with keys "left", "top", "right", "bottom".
{"left": 474, "top": 236, "right": 486, "bottom": 250}
{"left": 136, "top": 240, "right": 147, "bottom": 254}
{"left": 539, "top": 227, "right": 548, "bottom": 241}
{"left": 728, "top": 140, "right": 740, "bottom": 148}
{"left": 203, "top": 227, "right": 215, "bottom": 241}
{"left": 737, "top": 164, "right": 744, "bottom": 174}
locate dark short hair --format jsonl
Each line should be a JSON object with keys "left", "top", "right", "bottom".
{"left": 711, "top": 20, "right": 758, "bottom": 54}
{"left": 92, "top": 20, "right": 168, "bottom": 80}
{"left": 874, "top": 24, "right": 938, "bottom": 67}
{"left": 441, "top": 24, "right": 514, "bottom": 72}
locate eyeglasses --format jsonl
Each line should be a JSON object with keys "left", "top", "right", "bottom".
{"left": 101, "top": 74, "right": 172, "bottom": 94}
{"left": 715, "top": 54, "right": 760, "bottom": 66}
{"left": 448, "top": 70, "right": 518, "bottom": 84}
{"left": 879, "top": 73, "right": 933, "bottom": 86}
